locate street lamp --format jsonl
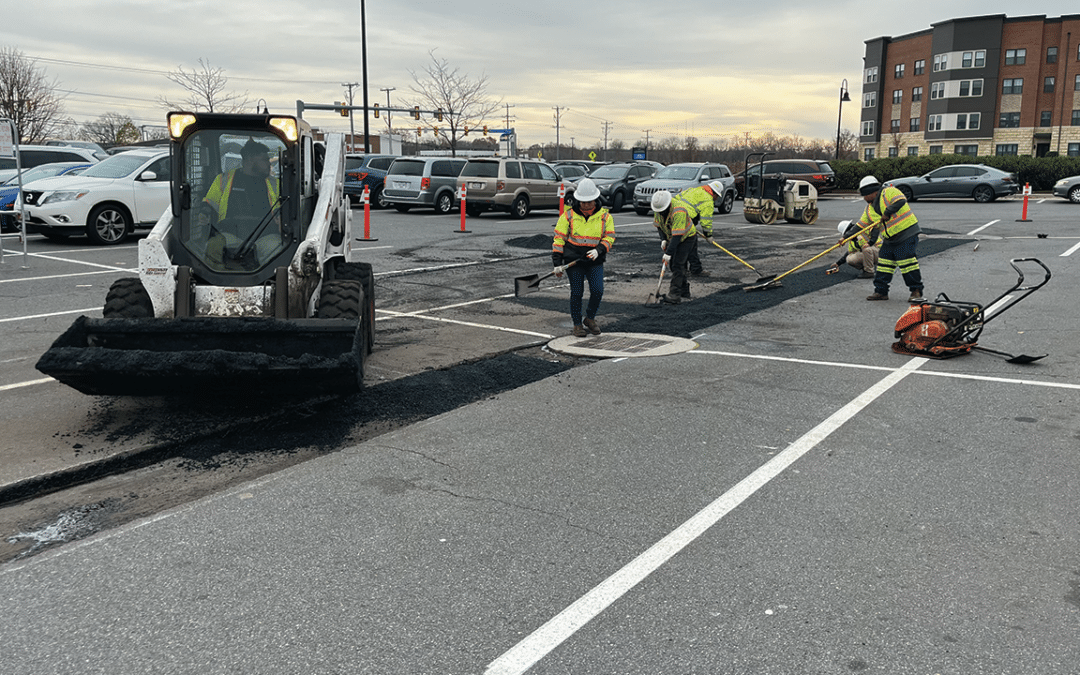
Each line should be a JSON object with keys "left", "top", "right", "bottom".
{"left": 835, "top": 78, "right": 851, "bottom": 160}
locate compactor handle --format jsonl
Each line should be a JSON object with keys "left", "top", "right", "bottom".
{"left": 1009, "top": 257, "right": 1052, "bottom": 292}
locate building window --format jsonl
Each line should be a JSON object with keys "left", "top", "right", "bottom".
{"left": 895, "top": 63, "right": 905, "bottom": 78}
{"left": 996, "top": 144, "right": 1019, "bottom": 156}
{"left": 958, "top": 79, "right": 983, "bottom": 97}
{"left": 954, "top": 145, "right": 978, "bottom": 156}
{"left": 1041, "top": 111, "right": 1052, "bottom": 127}
{"left": 861, "top": 120, "right": 875, "bottom": 136}
{"left": 890, "top": 119, "right": 901, "bottom": 133}
{"left": 907, "top": 146, "right": 919, "bottom": 156}
{"left": 892, "top": 89, "right": 902, "bottom": 104}
{"left": 912, "top": 86, "right": 923, "bottom": 102}
{"left": 864, "top": 148, "right": 875, "bottom": 161}
{"left": 1069, "top": 143, "right": 1080, "bottom": 157}
{"left": 888, "top": 146, "right": 899, "bottom": 157}
{"left": 969, "top": 113, "right": 980, "bottom": 130}
{"left": 914, "top": 59, "right": 925, "bottom": 75}
{"left": 962, "top": 52, "right": 973, "bottom": 68}
{"left": 999, "top": 112, "right": 1021, "bottom": 128}
{"left": 1002, "top": 78, "right": 1023, "bottom": 95}
{"left": 933, "top": 54, "right": 948, "bottom": 72}
{"left": 1073, "top": 110, "right": 1080, "bottom": 126}
{"left": 927, "top": 114, "right": 942, "bottom": 131}
{"left": 931, "top": 82, "right": 945, "bottom": 99}
{"left": 863, "top": 92, "right": 876, "bottom": 107}
{"left": 956, "top": 114, "right": 968, "bottom": 130}
{"left": 1047, "top": 46, "right": 1058, "bottom": 63}
{"left": 1005, "top": 48, "right": 1026, "bottom": 65}
{"left": 975, "top": 50, "right": 985, "bottom": 67}
{"left": 1075, "top": 74, "right": 1080, "bottom": 90}
{"left": 1045, "top": 77, "right": 1056, "bottom": 93}
{"left": 865, "top": 67, "right": 878, "bottom": 83}
{"left": 929, "top": 145, "right": 943, "bottom": 154}
{"left": 910, "top": 117, "right": 921, "bottom": 132}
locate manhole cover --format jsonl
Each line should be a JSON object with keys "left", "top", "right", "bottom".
{"left": 547, "top": 332, "right": 697, "bottom": 358}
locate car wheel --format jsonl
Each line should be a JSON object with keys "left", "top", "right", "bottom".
{"left": 103, "top": 277, "right": 153, "bottom": 318}
{"left": 1069, "top": 186, "right": 1080, "bottom": 204}
{"left": 610, "top": 191, "right": 624, "bottom": 213}
{"left": 434, "top": 192, "right": 454, "bottom": 215}
{"left": 972, "top": 185, "right": 995, "bottom": 203}
{"left": 394, "top": 204, "right": 411, "bottom": 213}
{"left": 719, "top": 191, "right": 735, "bottom": 214}
{"left": 896, "top": 185, "right": 914, "bottom": 201}
{"left": 511, "top": 195, "right": 529, "bottom": 219}
{"left": 634, "top": 206, "right": 649, "bottom": 216}
{"left": 86, "top": 204, "right": 132, "bottom": 245}
{"left": 372, "top": 186, "right": 389, "bottom": 209}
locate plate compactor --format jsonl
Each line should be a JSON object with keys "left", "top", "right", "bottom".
{"left": 35, "top": 111, "right": 373, "bottom": 396}
{"left": 741, "top": 152, "right": 819, "bottom": 225}
{"left": 892, "top": 258, "right": 1050, "bottom": 363}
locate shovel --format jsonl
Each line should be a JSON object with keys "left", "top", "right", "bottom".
{"left": 644, "top": 260, "right": 668, "bottom": 307}
{"left": 744, "top": 221, "right": 877, "bottom": 292}
{"left": 514, "top": 260, "right": 577, "bottom": 297}
{"left": 708, "top": 239, "right": 776, "bottom": 285}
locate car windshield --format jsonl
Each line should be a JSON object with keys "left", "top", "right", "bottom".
{"left": 589, "top": 166, "right": 629, "bottom": 179}
{"left": 4, "top": 164, "right": 80, "bottom": 186}
{"left": 81, "top": 153, "right": 155, "bottom": 179}
{"left": 389, "top": 160, "right": 425, "bottom": 176}
{"left": 655, "top": 166, "right": 700, "bottom": 180}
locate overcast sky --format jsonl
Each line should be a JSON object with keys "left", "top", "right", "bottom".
{"left": 11, "top": 1, "right": 1079, "bottom": 150}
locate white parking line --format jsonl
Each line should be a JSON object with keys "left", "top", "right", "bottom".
{"left": 484, "top": 357, "right": 928, "bottom": 675}
{"left": 0, "top": 308, "right": 101, "bottom": 324}
{"left": 0, "top": 378, "right": 54, "bottom": 392}
{"left": 1060, "top": 241, "right": 1080, "bottom": 257}
{"left": 966, "top": 219, "right": 999, "bottom": 236}
{"left": 0, "top": 269, "right": 124, "bottom": 285}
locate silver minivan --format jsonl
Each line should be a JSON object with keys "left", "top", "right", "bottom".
{"left": 383, "top": 157, "right": 468, "bottom": 214}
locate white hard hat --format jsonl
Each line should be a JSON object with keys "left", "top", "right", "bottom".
{"left": 708, "top": 181, "right": 725, "bottom": 196}
{"left": 651, "top": 190, "right": 672, "bottom": 212}
{"left": 574, "top": 177, "right": 600, "bottom": 202}
{"left": 858, "top": 175, "right": 882, "bottom": 196}
{"left": 837, "top": 220, "right": 852, "bottom": 236}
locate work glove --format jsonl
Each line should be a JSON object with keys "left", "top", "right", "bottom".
{"left": 660, "top": 240, "right": 667, "bottom": 251}
{"left": 662, "top": 254, "right": 672, "bottom": 264}
{"left": 826, "top": 263, "right": 840, "bottom": 275}
{"left": 553, "top": 265, "right": 565, "bottom": 278}
{"left": 586, "top": 249, "right": 599, "bottom": 260}
{"left": 704, "top": 236, "right": 715, "bottom": 246}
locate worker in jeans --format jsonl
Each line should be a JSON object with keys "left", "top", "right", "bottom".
{"left": 651, "top": 190, "right": 697, "bottom": 304}
{"left": 552, "top": 178, "right": 615, "bottom": 337}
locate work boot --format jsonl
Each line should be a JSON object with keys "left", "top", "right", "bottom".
{"left": 866, "top": 292, "right": 888, "bottom": 301}
{"left": 572, "top": 324, "right": 588, "bottom": 337}
{"left": 909, "top": 289, "right": 925, "bottom": 303}
{"left": 661, "top": 295, "right": 681, "bottom": 305}
{"left": 582, "top": 318, "right": 601, "bottom": 335}
{"left": 858, "top": 271, "right": 875, "bottom": 279}
{"left": 690, "top": 269, "right": 711, "bottom": 277}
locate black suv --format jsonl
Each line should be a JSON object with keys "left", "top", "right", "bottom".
{"left": 585, "top": 162, "right": 659, "bottom": 212}
{"left": 734, "top": 159, "right": 837, "bottom": 198}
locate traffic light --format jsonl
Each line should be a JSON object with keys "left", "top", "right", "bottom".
{"left": 413, "top": 106, "right": 421, "bottom": 120}
{"left": 463, "top": 125, "right": 469, "bottom": 136}
{"left": 417, "top": 126, "right": 422, "bottom": 136}
{"left": 373, "top": 103, "right": 379, "bottom": 119}
{"left": 435, "top": 108, "right": 444, "bottom": 122}
{"left": 483, "top": 125, "right": 488, "bottom": 136}
{"left": 336, "top": 101, "right": 348, "bottom": 117}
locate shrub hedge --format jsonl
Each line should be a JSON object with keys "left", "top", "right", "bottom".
{"left": 831, "top": 155, "right": 1080, "bottom": 191}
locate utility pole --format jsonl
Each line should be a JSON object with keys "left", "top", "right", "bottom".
{"left": 601, "top": 121, "right": 612, "bottom": 161}
{"left": 359, "top": 0, "right": 370, "bottom": 153}
{"left": 504, "top": 103, "right": 516, "bottom": 157}
{"left": 342, "top": 82, "right": 359, "bottom": 152}
{"left": 642, "top": 129, "right": 651, "bottom": 160}
{"left": 552, "top": 106, "right": 565, "bottom": 160}
{"left": 380, "top": 87, "right": 395, "bottom": 133}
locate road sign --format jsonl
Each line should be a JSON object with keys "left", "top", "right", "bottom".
{"left": 589, "top": 151, "right": 597, "bottom": 161}
{"left": 0, "top": 121, "right": 14, "bottom": 159}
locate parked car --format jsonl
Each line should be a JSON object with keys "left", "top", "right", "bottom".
{"left": 585, "top": 162, "right": 659, "bottom": 212}
{"left": 733, "top": 159, "right": 837, "bottom": 198}
{"left": 553, "top": 164, "right": 588, "bottom": 183}
{"left": 344, "top": 154, "right": 397, "bottom": 208}
{"left": 552, "top": 159, "right": 607, "bottom": 173}
{"left": 632, "top": 162, "right": 736, "bottom": 216}
{"left": 45, "top": 140, "right": 109, "bottom": 160}
{"left": 457, "top": 157, "right": 570, "bottom": 218}
{"left": 0, "top": 162, "right": 93, "bottom": 232}
{"left": 884, "top": 164, "right": 1019, "bottom": 202}
{"left": 1051, "top": 175, "right": 1080, "bottom": 203}
{"left": 16, "top": 148, "right": 170, "bottom": 245}
{"left": 0, "top": 145, "right": 100, "bottom": 184}
{"left": 383, "top": 156, "right": 468, "bottom": 214}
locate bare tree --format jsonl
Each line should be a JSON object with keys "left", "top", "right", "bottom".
{"left": 80, "top": 112, "right": 140, "bottom": 145}
{"left": 407, "top": 50, "right": 501, "bottom": 156}
{"left": 0, "top": 47, "right": 66, "bottom": 143}
{"left": 158, "top": 58, "right": 251, "bottom": 113}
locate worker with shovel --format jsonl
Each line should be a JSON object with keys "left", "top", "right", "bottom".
{"left": 552, "top": 178, "right": 615, "bottom": 337}
{"left": 651, "top": 190, "right": 697, "bottom": 304}
{"left": 677, "top": 181, "right": 725, "bottom": 277}
{"left": 856, "top": 175, "right": 925, "bottom": 302}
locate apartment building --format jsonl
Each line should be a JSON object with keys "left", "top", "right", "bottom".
{"left": 860, "top": 14, "right": 1080, "bottom": 160}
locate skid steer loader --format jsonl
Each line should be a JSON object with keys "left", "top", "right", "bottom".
{"left": 35, "top": 111, "right": 373, "bottom": 396}
{"left": 742, "top": 152, "right": 819, "bottom": 225}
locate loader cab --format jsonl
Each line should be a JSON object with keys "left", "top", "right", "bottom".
{"left": 167, "top": 112, "right": 315, "bottom": 286}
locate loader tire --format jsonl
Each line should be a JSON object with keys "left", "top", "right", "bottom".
{"left": 103, "top": 277, "right": 154, "bottom": 318}
{"left": 329, "top": 260, "right": 375, "bottom": 354}
{"left": 318, "top": 280, "right": 367, "bottom": 387}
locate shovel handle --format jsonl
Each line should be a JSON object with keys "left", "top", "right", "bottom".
{"left": 710, "top": 240, "right": 758, "bottom": 272}
{"left": 770, "top": 222, "right": 877, "bottom": 283}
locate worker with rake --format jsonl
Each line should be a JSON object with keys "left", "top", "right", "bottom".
{"left": 552, "top": 178, "right": 615, "bottom": 337}
{"left": 856, "top": 175, "right": 925, "bottom": 303}
{"left": 651, "top": 190, "right": 697, "bottom": 304}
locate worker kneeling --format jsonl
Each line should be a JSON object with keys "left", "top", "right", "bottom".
{"left": 827, "top": 219, "right": 880, "bottom": 279}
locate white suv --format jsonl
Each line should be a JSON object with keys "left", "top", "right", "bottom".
{"left": 632, "top": 162, "right": 736, "bottom": 216}
{"left": 17, "top": 149, "right": 170, "bottom": 245}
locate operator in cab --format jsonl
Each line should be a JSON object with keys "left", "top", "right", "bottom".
{"left": 200, "top": 139, "right": 283, "bottom": 267}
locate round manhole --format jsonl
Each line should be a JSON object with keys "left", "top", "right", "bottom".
{"left": 547, "top": 332, "right": 698, "bottom": 358}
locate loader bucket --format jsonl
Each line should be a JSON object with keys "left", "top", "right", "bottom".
{"left": 35, "top": 316, "right": 365, "bottom": 396}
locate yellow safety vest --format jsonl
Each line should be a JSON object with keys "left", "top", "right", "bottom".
{"left": 203, "top": 169, "right": 280, "bottom": 219}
